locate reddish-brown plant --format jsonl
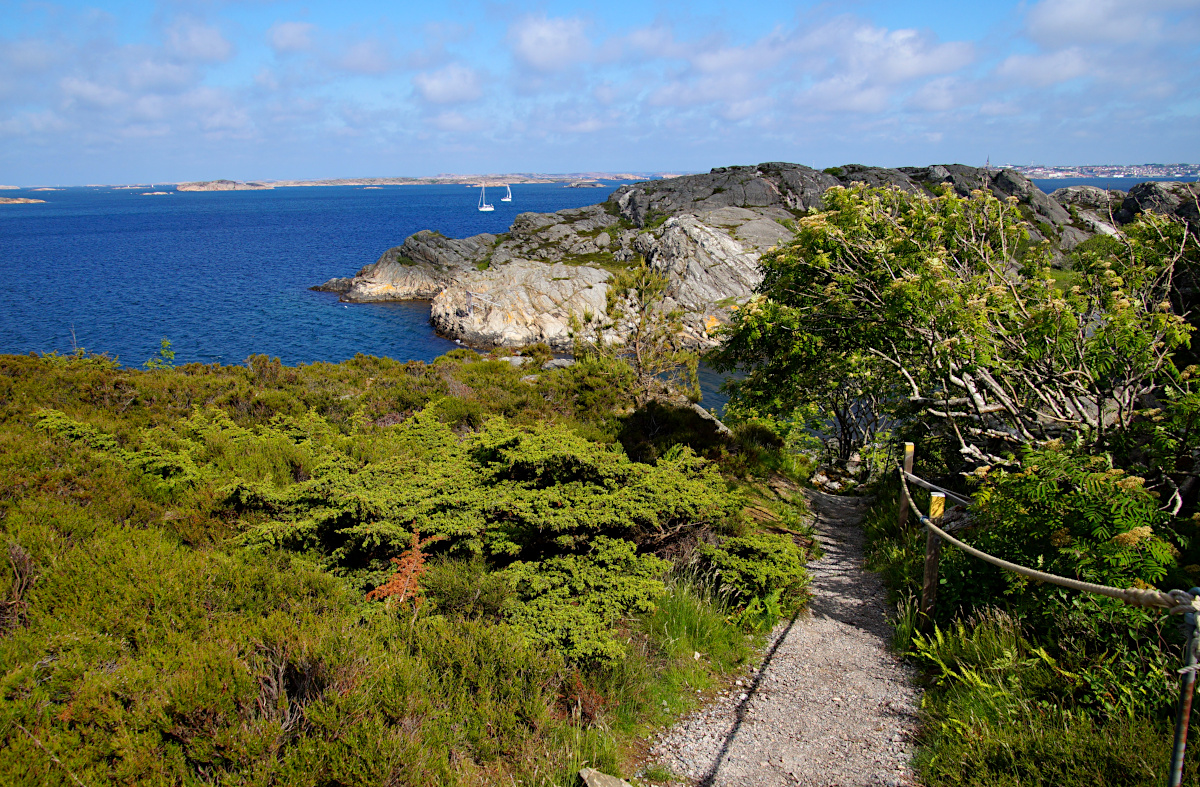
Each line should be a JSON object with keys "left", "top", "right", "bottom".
{"left": 365, "top": 530, "right": 445, "bottom": 611}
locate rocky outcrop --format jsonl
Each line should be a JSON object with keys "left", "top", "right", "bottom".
{"left": 1115, "top": 181, "right": 1200, "bottom": 226}
{"left": 177, "top": 180, "right": 273, "bottom": 191}
{"left": 0, "top": 197, "right": 46, "bottom": 204}
{"left": 1049, "top": 185, "right": 1124, "bottom": 242}
{"left": 613, "top": 162, "right": 837, "bottom": 225}
{"left": 316, "top": 162, "right": 1197, "bottom": 349}
{"left": 430, "top": 261, "right": 610, "bottom": 350}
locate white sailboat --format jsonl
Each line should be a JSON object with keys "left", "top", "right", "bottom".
{"left": 478, "top": 184, "right": 494, "bottom": 212}
{"left": 500, "top": 184, "right": 512, "bottom": 202}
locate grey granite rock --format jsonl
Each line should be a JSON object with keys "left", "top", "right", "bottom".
{"left": 1116, "top": 181, "right": 1200, "bottom": 226}
{"left": 611, "top": 163, "right": 838, "bottom": 226}
{"left": 1050, "top": 185, "right": 1125, "bottom": 211}
{"left": 315, "top": 161, "right": 1150, "bottom": 349}
{"left": 578, "top": 768, "right": 631, "bottom": 787}
{"left": 310, "top": 277, "right": 354, "bottom": 294}
{"left": 430, "top": 261, "right": 611, "bottom": 350}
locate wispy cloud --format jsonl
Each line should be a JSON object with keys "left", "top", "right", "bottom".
{"left": 0, "top": 0, "right": 1196, "bottom": 183}
{"left": 508, "top": 15, "right": 591, "bottom": 72}
{"left": 413, "top": 63, "right": 483, "bottom": 104}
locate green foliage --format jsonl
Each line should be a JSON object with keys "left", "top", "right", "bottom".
{"left": 699, "top": 533, "right": 810, "bottom": 630}
{"left": 712, "top": 184, "right": 1196, "bottom": 467}
{"left": 953, "top": 445, "right": 1177, "bottom": 606}
{"left": 575, "top": 256, "right": 699, "bottom": 406}
{"left": 910, "top": 611, "right": 1195, "bottom": 787}
{"left": 0, "top": 350, "right": 769, "bottom": 785}
{"left": 502, "top": 536, "right": 669, "bottom": 663}
{"left": 142, "top": 337, "right": 176, "bottom": 370}
{"left": 863, "top": 465, "right": 1190, "bottom": 787}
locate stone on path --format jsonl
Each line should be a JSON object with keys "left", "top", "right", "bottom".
{"left": 580, "top": 767, "right": 633, "bottom": 787}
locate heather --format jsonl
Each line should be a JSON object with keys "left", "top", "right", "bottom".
{"left": 0, "top": 349, "right": 811, "bottom": 786}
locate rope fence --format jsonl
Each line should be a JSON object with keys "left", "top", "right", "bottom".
{"left": 894, "top": 442, "right": 1200, "bottom": 787}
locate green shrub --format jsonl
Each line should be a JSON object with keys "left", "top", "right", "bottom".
{"left": 699, "top": 533, "right": 810, "bottom": 629}
{"left": 501, "top": 536, "right": 669, "bottom": 663}
{"left": 0, "top": 351, "right": 771, "bottom": 785}
{"left": 945, "top": 445, "right": 1177, "bottom": 617}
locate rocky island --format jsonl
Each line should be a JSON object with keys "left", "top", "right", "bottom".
{"left": 177, "top": 179, "right": 274, "bottom": 191}
{"left": 314, "top": 162, "right": 1200, "bottom": 350}
{"left": 0, "top": 197, "right": 46, "bottom": 204}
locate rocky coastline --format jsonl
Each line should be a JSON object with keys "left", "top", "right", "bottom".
{"left": 314, "top": 163, "right": 1199, "bottom": 350}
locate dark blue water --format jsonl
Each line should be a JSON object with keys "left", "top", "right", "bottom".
{"left": 0, "top": 182, "right": 733, "bottom": 410}
{"left": 0, "top": 183, "right": 627, "bottom": 366}
{"left": 1032, "top": 177, "right": 1198, "bottom": 193}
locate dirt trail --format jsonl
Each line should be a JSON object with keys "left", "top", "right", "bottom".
{"left": 649, "top": 490, "right": 920, "bottom": 787}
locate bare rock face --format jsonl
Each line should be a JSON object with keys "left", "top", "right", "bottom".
{"left": 314, "top": 231, "right": 496, "bottom": 301}
{"left": 1116, "top": 181, "right": 1200, "bottom": 226}
{"left": 1049, "top": 185, "right": 1124, "bottom": 212}
{"left": 648, "top": 214, "right": 765, "bottom": 313}
{"left": 316, "top": 161, "right": 1190, "bottom": 349}
{"left": 430, "top": 261, "right": 610, "bottom": 350}
{"left": 611, "top": 163, "right": 837, "bottom": 225}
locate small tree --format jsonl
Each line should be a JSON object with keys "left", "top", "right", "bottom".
{"left": 143, "top": 338, "right": 176, "bottom": 370}
{"left": 712, "top": 184, "right": 1195, "bottom": 467}
{"left": 574, "top": 257, "right": 699, "bottom": 407}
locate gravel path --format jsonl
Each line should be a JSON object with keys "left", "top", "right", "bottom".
{"left": 649, "top": 490, "right": 921, "bottom": 787}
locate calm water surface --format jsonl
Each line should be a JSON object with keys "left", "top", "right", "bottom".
{"left": 0, "top": 182, "right": 732, "bottom": 410}
{"left": 0, "top": 184, "right": 627, "bottom": 366}
{"left": 10, "top": 176, "right": 1191, "bottom": 410}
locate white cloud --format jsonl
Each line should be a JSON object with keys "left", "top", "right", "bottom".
{"left": 336, "top": 39, "right": 395, "bottom": 74}
{"left": 413, "top": 63, "right": 482, "bottom": 104}
{"left": 268, "top": 22, "right": 317, "bottom": 54}
{"left": 431, "top": 110, "right": 484, "bottom": 132}
{"left": 126, "top": 59, "right": 195, "bottom": 92}
{"left": 799, "top": 77, "right": 891, "bottom": 113}
{"left": 796, "top": 19, "right": 974, "bottom": 85}
{"left": 997, "top": 47, "right": 1092, "bottom": 86}
{"left": 183, "top": 87, "right": 251, "bottom": 134}
{"left": 165, "top": 19, "right": 234, "bottom": 63}
{"left": 908, "top": 77, "right": 970, "bottom": 112}
{"left": 509, "top": 15, "right": 591, "bottom": 72}
{"left": 561, "top": 117, "right": 604, "bottom": 133}
{"left": 5, "top": 39, "right": 58, "bottom": 72}
{"left": 60, "top": 76, "right": 127, "bottom": 109}
{"left": 980, "top": 101, "right": 1022, "bottom": 116}
{"left": 1024, "top": 0, "right": 1190, "bottom": 45}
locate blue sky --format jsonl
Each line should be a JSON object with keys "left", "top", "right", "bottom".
{"left": 1, "top": 0, "right": 1197, "bottom": 184}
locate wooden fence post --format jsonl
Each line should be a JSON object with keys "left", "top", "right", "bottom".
{"left": 920, "top": 492, "right": 945, "bottom": 621}
{"left": 897, "top": 442, "right": 915, "bottom": 530}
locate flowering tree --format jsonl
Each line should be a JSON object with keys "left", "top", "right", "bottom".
{"left": 711, "top": 184, "right": 1196, "bottom": 467}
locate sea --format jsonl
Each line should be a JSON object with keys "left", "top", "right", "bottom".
{"left": 0, "top": 181, "right": 738, "bottom": 409}
{"left": 2, "top": 175, "right": 1194, "bottom": 413}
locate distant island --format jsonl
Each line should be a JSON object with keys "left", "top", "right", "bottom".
{"left": 177, "top": 179, "right": 273, "bottom": 191}
{"left": 0, "top": 197, "right": 45, "bottom": 204}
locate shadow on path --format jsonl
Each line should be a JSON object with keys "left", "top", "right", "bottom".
{"left": 696, "top": 612, "right": 801, "bottom": 787}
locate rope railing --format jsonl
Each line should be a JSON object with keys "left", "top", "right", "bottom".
{"left": 896, "top": 470, "right": 1200, "bottom": 616}
{"left": 893, "top": 442, "right": 1200, "bottom": 787}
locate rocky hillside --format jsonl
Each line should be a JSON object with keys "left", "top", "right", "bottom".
{"left": 314, "top": 163, "right": 1198, "bottom": 350}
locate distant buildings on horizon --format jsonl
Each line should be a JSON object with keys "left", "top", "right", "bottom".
{"left": 1004, "top": 163, "right": 1199, "bottom": 179}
